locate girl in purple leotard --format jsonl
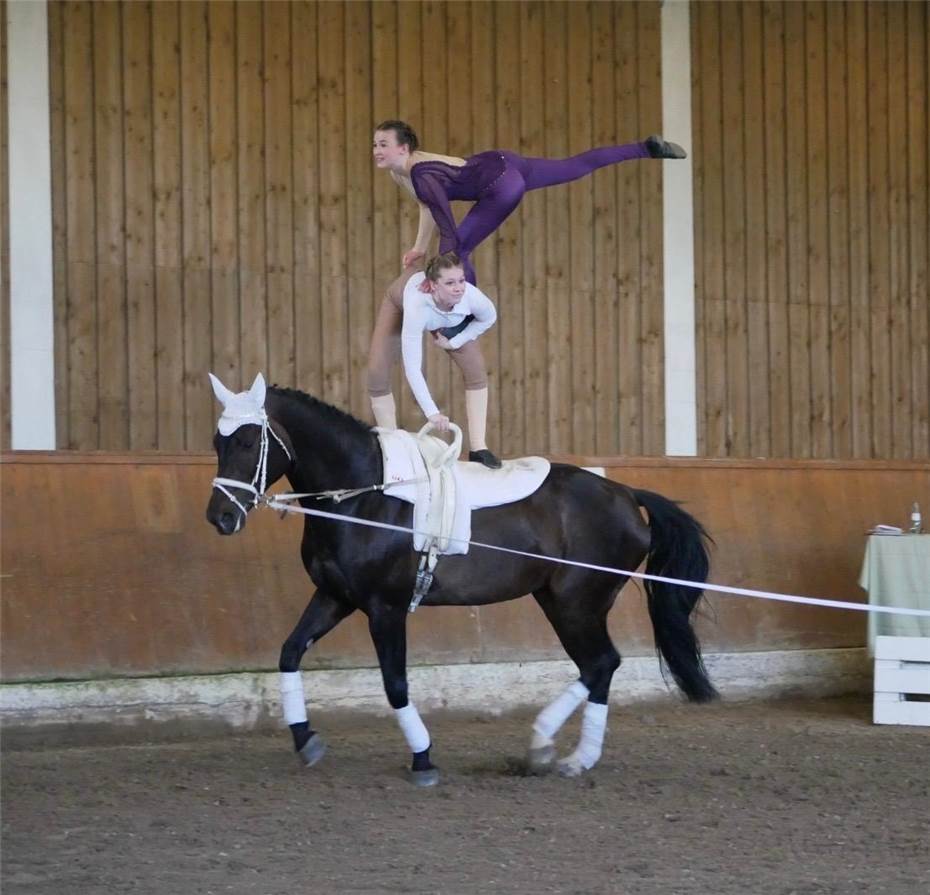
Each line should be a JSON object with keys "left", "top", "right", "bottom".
{"left": 373, "top": 119, "right": 686, "bottom": 285}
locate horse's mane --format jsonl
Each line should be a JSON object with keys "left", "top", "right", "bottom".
{"left": 268, "top": 385, "right": 373, "bottom": 440}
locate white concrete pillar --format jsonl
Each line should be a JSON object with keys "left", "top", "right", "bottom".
{"left": 661, "top": 0, "right": 697, "bottom": 456}
{"left": 8, "top": 0, "right": 55, "bottom": 449}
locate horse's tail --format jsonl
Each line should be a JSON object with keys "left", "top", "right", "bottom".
{"left": 633, "top": 489, "right": 718, "bottom": 703}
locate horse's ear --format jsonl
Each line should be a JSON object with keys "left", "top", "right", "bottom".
{"left": 208, "top": 372, "right": 235, "bottom": 406}
{"left": 248, "top": 372, "right": 267, "bottom": 408}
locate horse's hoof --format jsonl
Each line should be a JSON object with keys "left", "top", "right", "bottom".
{"left": 557, "top": 756, "right": 585, "bottom": 778}
{"left": 410, "top": 767, "right": 440, "bottom": 787}
{"left": 526, "top": 744, "right": 556, "bottom": 775}
{"left": 297, "top": 733, "right": 327, "bottom": 767}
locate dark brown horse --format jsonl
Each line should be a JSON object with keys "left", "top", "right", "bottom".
{"left": 205, "top": 376, "right": 717, "bottom": 786}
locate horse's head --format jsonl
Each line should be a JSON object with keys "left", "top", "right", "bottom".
{"left": 206, "top": 372, "right": 294, "bottom": 535}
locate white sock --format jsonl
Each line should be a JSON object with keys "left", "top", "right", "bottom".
{"left": 370, "top": 393, "right": 397, "bottom": 430}
{"left": 280, "top": 671, "right": 307, "bottom": 726}
{"left": 464, "top": 387, "right": 489, "bottom": 451}
{"left": 569, "top": 701, "right": 609, "bottom": 769}
{"left": 395, "top": 703, "right": 430, "bottom": 753}
{"left": 532, "top": 680, "right": 589, "bottom": 746}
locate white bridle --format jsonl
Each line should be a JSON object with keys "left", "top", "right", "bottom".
{"left": 211, "top": 410, "right": 292, "bottom": 518}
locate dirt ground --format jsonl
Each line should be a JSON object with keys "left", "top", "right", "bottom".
{"left": 2, "top": 695, "right": 928, "bottom": 895}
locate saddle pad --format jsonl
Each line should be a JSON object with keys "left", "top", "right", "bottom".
{"left": 376, "top": 428, "right": 550, "bottom": 556}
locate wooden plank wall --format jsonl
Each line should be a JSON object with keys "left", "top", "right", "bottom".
{"left": 693, "top": 0, "right": 929, "bottom": 459}
{"left": 44, "top": 0, "right": 665, "bottom": 455}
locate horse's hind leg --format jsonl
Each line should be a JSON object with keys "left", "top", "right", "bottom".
{"left": 531, "top": 583, "right": 622, "bottom": 777}
{"left": 279, "top": 589, "right": 355, "bottom": 766}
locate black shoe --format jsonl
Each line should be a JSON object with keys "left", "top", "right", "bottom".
{"left": 469, "top": 449, "right": 502, "bottom": 469}
{"left": 645, "top": 135, "right": 687, "bottom": 159}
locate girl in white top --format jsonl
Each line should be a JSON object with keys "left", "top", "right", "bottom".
{"left": 367, "top": 252, "right": 501, "bottom": 468}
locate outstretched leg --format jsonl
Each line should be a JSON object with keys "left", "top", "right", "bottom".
{"left": 279, "top": 589, "right": 355, "bottom": 765}
{"left": 531, "top": 582, "right": 622, "bottom": 777}
{"left": 367, "top": 601, "right": 439, "bottom": 786}
{"left": 517, "top": 136, "right": 685, "bottom": 191}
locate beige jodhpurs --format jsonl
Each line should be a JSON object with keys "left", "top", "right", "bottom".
{"left": 367, "top": 267, "right": 488, "bottom": 398}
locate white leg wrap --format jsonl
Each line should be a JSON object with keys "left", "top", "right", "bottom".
{"left": 531, "top": 680, "right": 589, "bottom": 747}
{"left": 395, "top": 703, "right": 430, "bottom": 754}
{"left": 279, "top": 671, "right": 308, "bottom": 726}
{"left": 566, "top": 700, "right": 609, "bottom": 771}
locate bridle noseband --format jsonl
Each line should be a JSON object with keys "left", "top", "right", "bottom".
{"left": 211, "top": 412, "right": 292, "bottom": 517}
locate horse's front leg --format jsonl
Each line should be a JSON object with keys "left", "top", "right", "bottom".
{"left": 279, "top": 588, "right": 355, "bottom": 767}
{"left": 367, "top": 602, "right": 439, "bottom": 787}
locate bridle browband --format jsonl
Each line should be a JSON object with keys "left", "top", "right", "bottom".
{"left": 211, "top": 411, "right": 292, "bottom": 518}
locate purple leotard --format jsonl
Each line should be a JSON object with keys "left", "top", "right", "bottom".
{"left": 411, "top": 142, "right": 650, "bottom": 284}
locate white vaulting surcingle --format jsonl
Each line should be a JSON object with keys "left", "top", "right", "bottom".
{"left": 209, "top": 372, "right": 268, "bottom": 435}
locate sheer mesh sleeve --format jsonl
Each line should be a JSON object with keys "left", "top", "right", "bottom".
{"left": 410, "top": 163, "right": 460, "bottom": 255}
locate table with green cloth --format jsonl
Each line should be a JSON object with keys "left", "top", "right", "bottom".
{"left": 859, "top": 534, "right": 930, "bottom": 653}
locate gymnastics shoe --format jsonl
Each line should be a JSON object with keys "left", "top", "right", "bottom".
{"left": 645, "top": 135, "right": 687, "bottom": 159}
{"left": 469, "top": 449, "right": 502, "bottom": 469}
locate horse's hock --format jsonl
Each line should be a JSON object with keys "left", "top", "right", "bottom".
{"left": 3, "top": 451, "right": 927, "bottom": 729}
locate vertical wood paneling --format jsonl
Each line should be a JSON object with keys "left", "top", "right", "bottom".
{"left": 568, "top": 3, "right": 596, "bottom": 454}
{"left": 785, "top": 1, "right": 811, "bottom": 458}
{"left": 265, "top": 0, "right": 296, "bottom": 391}
{"left": 638, "top": 3, "right": 664, "bottom": 457}
{"left": 237, "top": 1, "right": 267, "bottom": 389}
{"left": 151, "top": 1, "right": 184, "bottom": 451}
{"left": 123, "top": 1, "right": 156, "bottom": 449}
{"left": 693, "top": 0, "right": 928, "bottom": 460}
{"left": 866, "top": 2, "right": 891, "bottom": 459}
{"left": 292, "top": 1, "right": 322, "bottom": 396}
{"left": 208, "top": 2, "right": 239, "bottom": 390}
{"left": 344, "top": 0, "right": 372, "bottom": 421}
{"left": 826, "top": 0, "right": 851, "bottom": 458}
{"left": 494, "top": 0, "right": 523, "bottom": 458}
{"left": 846, "top": 1, "right": 872, "bottom": 458}
{"left": 520, "top": 2, "right": 546, "bottom": 453}
{"left": 743, "top": 1, "right": 771, "bottom": 457}
{"left": 543, "top": 1, "right": 570, "bottom": 454}
{"left": 886, "top": 1, "right": 911, "bottom": 459}
{"left": 179, "top": 1, "right": 213, "bottom": 449}
{"left": 592, "top": 0, "right": 618, "bottom": 455}
{"left": 469, "top": 0, "right": 500, "bottom": 450}
{"left": 805, "top": 1, "right": 831, "bottom": 458}
{"left": 317, "top": 2, "right": 348, "bottom": 409}
{"left": 41, "top": 1, "right": 925, "bottom": 460}
{"left": 720, "top": 1, "right": 748, "bottom": 457}
{"left": 394, "top": 2, "right": 422, "bottom": 429}
{"left": 906, "top": 0, "right": 929, "bottom": 455}
{"left": 615, "top": 0, "right": 643, "bottom": 456}
{"left": 63, "top": 1, "right": 98, "bottom": 449}
{"left": 93, "top": 2, "right": 128, "bottom": 449}
{"left": 762, "top": 2, "right": 791, "bottom": 458}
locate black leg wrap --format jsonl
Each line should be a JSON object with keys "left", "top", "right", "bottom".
{"left": 411, "top": 747, "right": 433, "bottom": 772}
{"left": 289, "top": 720, "right": 311, "bottom": 752}
{"left": 410, "top": 746, "right": 439, "bottom": 787}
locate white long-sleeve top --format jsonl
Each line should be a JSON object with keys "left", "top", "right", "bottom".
{"left": 401, "top": 271, "right": 497, "bottom": 418}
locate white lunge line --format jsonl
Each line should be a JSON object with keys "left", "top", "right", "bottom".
{"left": 264, "top": 498, "right": 930, "bottom": 619}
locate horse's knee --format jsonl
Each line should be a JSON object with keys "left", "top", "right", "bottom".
{"left": 382, "top": 675, "right": 409, "bottom": 710}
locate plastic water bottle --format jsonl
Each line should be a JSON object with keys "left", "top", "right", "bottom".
{"left": 909, "top": 502, "right": 923, "bottom": 534}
